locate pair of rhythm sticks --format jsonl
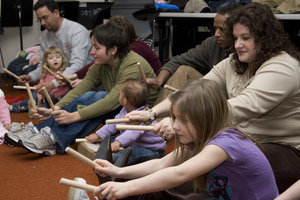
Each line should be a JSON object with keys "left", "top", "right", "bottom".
{"left": 3, "top": 67, "right": 71, "bottom": 85}
{"left": 3, "top": 67, "right": 72, "bottom": 111}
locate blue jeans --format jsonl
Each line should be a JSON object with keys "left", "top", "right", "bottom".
{"left": 12, "top": 90, "right": 48, "bottom": 113}
{"left": 35, "top": 91, "right": 122, "bottom": 154}
{"left": 111, "top": 135, "right": 165, "bottom": 165}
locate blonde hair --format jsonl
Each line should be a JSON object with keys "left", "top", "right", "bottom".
{"left": 169, "top": 79, "right": 234, "bottom": 191}
{"left": 41, "top": 46, "right": 68, "bottom": 76}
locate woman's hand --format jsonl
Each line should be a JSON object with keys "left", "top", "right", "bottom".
{"left": 33, "top": 107, "right": 53, "bottom": 121}
{"left": 70, "top": 79, "right": 82, "bottom": 88}
{"left": 153, "top": 117, "right": 174, "bottom": 140}
{"left": 52, "top": 110, "right": 81, "bottom": 125}
{"left": 125, "top": 110, "right": 151, "bottom": 123}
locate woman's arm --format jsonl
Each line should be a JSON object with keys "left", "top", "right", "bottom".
{"left": 275, "top": 179, "right": 300, "bottom": 200}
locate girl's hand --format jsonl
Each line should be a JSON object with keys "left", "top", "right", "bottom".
{"left": 85, "top": 133, "right": 101, "bottom": 143}
{"left": 94, "top": 182, "right": 128, "bottom": 200}
{"left": 94, "top": 159, "right": 120, "bottom": 179}
{"left": 52, "top": 110, "right": 81, "bottom": 125}
{"left": 154, "top": 117, "right": 174, "bottom": 140}
{"left": 4, "top": 123, "right": 11, "bottom": 131}
{"left": 33, "top": 107, "right": 53, "bottom": 121}
{"left": 125, "top": 110, "right": 151, "bottom": 123}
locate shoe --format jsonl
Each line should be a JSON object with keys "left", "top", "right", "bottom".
{"left": 4, "top": 122, "right": 36, "bottom": 147}
{"left": 19, "top": 126, "right": 56, "bottom": 156}
{"left": 7, "top": 103, "right": 13, "bottom": 112}
{"left": 68, "top": 177, "right": 90, "bottom": 200}
{"left": 10, "top": 122, "right": 25, "bottom": 133}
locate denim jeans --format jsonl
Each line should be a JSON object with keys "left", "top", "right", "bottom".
{"left": 12, "top": 90, "right": 47, "bottom": 113}
{"left": 35, "top": 91, "right": 122, "bottom": 154}
{"left": 111, "top": 135, "right": 165, "bottom": 165}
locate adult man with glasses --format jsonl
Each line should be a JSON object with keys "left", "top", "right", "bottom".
{"left": 18, "top": 0, "right": 93, "bottom": 96}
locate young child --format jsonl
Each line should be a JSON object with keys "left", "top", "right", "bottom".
{"left": 86, "top": 78, "right": 166, "bottom": 165}
{"left": 8, "top": 46, "right": 70, "bottom": 113}
{"left": 93, "top": 79, "right": 279, "bottom": 199}
{"left": 0, "top": 89, "right": 11, "bottom": 144}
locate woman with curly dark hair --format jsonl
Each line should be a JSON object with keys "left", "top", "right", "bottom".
{"left": 126, "top": 2, "right": 300, "bottom": 196}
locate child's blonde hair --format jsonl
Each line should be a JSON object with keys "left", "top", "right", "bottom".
{"left": 41, "top": 46, "right": 68, "bottom": 76}
{"left": 169, "top": 79, "right": 233, "bottom": 192}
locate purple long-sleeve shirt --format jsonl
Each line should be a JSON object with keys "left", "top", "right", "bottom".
{"left": 96, "top": 105, "right": 166, "bottom": 151}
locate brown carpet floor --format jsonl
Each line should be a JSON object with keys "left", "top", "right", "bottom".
{"left": 0, "top": 81, "right": 174, "bottom": 200}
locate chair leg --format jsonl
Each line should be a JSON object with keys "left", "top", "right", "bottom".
{"left": 94, "top": 135, "right": 113, "bottom": 184}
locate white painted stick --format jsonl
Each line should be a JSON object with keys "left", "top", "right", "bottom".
{"left": 60, "top": 178, "right": 97, "bottom": 192}
{"left": 25, "top": 83, "right": 37, "bottom": 112}
{"left": 43, "top": 66, "right": 59, "bottom": 80}
{"left": 65, "top": 147, "right": 100, "bottom": 168}
{"left": 116, "top": 124, "right": 154, "bottom": 131}
{"left": 105, "top": 118, "right": 131, "bottom": 124}
{"left": 57, "top": 71, "right": 72, "bottom": 84}
{"left": 75, "top": 138, "right": 102, "bottom": 143}
{"left": 42, "top": 87, "right": 55, "bottom": 111}
{"left": 3, "top": 68, "right": 21, "bottom": 80}
{"left": 13, "top": 85, "right": 36, "bottom": 90}
{"left": 164, "top": 85, "right": 178, "bottom": 92}
{"left": 137, "top": 62, "right": 147, "bottom": 82}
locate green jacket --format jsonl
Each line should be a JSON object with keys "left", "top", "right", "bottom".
{"left": 56, "top": 51, "right": 159, "bottom": 121}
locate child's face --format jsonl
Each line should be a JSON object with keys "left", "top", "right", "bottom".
{"left": 47, "top": 52, "right": 63, "bottom": 71}
{"left": 172, "top": 104, "right": 196, "bottom": 144}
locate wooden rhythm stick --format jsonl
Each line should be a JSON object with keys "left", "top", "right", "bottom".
{"left": 75, "top": 138, "right": 124, "bottom": 151}
{"left": 25, "top": 83, "right": 37, "bottom": 112}
{"left": 137, "top": 62, "right": 147, "bottom": 82}
{"left": 65, "top": 147, "right": 100, "bottom": 168}
{"left": 116, "top": 124, "right": 154, "bottom": 131}
{"left": 57, "top": 71, "right": 72, "bottom": 84}
{"left": 60, "top": 178, "right": 97, "bottom": 192}
{"left": 43, "top": 66, "right": 59, "bottom": 80}
{"left": 164, "top": 85, "right": 178, "bottom": 92}
{"left": 75, "top": 138, "right": 102, "bottom": 143}
{"left": 3, "top": 68, "right": 21, "bottom": 80}
{"left": 105, "top": 118, "right": 131, "bottom": 124}
{"left": 42, "top": 87, "right": 55, "bottom": 111}
{"left": 13, "top": 85, "right": 36, "bottom": 90}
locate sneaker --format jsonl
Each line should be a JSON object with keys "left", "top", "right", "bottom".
{"left": 10, "top": 122, "right": 25, "bottom": 133}
{"left": 4, "top": 122, "right": 36, "bottom": 147}
{"left": 19, "top": 126, "right": 56, "bottom": 156}
{"left": 7, "top": 103, "right": 13, "bottom": 112}
{"left": 68, "top": 177, "right": 90, "bottom": 200}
